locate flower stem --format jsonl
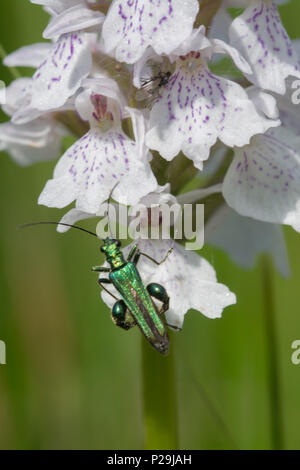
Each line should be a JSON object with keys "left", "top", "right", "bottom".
{"left": 195, "top": 0, "right": 222, "bottom": 28}
{"left": 165, "top": 152, "right": 197, "bottom": 194}
{"left": 55, "top": 111, "right": 89, "bottom": 138}
{"left": 142, "top": 335, "right": 178, "bottom": 449}
{"left": 261, "top": 255, "right": 284, "bottom": 450}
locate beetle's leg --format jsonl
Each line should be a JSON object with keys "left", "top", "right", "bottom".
{"left": 129, "top": 244, "right": 173, "bottom": 267}
{"left": 92, "top": 266, "right": 110, "bottom": 272}
{"left": 127, "top": 244, "right": 138, "bottom": 262}
{"left": 111, "top": 300, "right": 136, "bottom": 330}
{"left": 133, "top": 250, "right": 141, "bottom": 266}
{"left": 147, "top": 283, "right": 182, "bottom": 331}
{"left": 98, "top": 279, "right": 135, "bottom": 329}
{"left": 167, "top": 323, "right": 182, "bottom": 331}
{"left": 98, "top": 278, "right": 112, "bottom": 286}
{"left": 139, "top": 247, "right": 173, "bottom": 266}
{"left": 98, "top": 278, "right": 119, "bottom": 301}
{"left": 147, "top": 283, "right": 169, "bottom": 315}
{"left": 128, "top": 244, "right": 141, "bottom": 266}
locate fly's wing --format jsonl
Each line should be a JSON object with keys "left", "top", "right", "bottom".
{"left": 135, "top": 87, "right": 150, "bottom": 102}
{"left": 109, "top": 262, "right": 169, "bottom": 354}
{"left": 135, "top": 78, "right": 160, "bottom": 102}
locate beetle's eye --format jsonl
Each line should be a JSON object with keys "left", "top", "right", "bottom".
{"left": 100, "top": 246, "right": 105, "bottom": 252}
{"left": 116, "top": 240, "right": 121, "bottom": 248}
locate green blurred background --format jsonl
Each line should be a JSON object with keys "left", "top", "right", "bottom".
{"left": 0, "top": 0, "right": 300, "bottom": 450}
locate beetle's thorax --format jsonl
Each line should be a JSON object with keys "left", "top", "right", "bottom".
{"left": 101, "top": 238, "right": 126, "bottom": 269}
{"left": 107, "top": 250, "right": 126, "bottom": 269}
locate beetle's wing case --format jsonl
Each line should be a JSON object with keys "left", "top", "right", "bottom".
{"left": 109, "top": 262, "right": 169, "bottom": 354}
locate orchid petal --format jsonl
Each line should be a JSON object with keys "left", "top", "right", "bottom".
{"left": 211, "top": 38, "right": 253, "bottom": 75}
{"left": 169, "top": 26, "right": 211, "bottom": 61}
{"left": 225, "top": 0, "right": 290, "bottom": 7}
{"left": 57, "top": 208, "right": 97, "bottom": 232}
{"left": 208, "top": 7, "right": 232, "bottom": 43}
{"left": 229, "top": 0, "right": 300, "bottom": 94}
{"left": 146, "top": 61, "right": 279, "bottom": 169}
{"left": 2, "top": 78, "right": 32, "bottom": 117}
{"left": 206, "top": 204, "right": 290, "bottom": 277}
{"left": 177, "top": 184, "right": 223, "bottom": 204}
{"left": 223, "top": 125, "right": 300, "bottom": 232}
{"left": 30, "top": 0, "right": 83, "bottom": 14}
{"left": 18, "top": 32, "right": 91, "bottom": 113}
{"left": 38, "top": 125, "right": 158, "bottom": 212}
{"left": 0, "top": 120, "right": 63, "bottom": 166}
{"left": 292, "top": 39, "right": 300, "bottom": 58}
{"left": 275, "top": 78, "right": 300, "bottom": 136}
{"left": 77, "top": 77, "right": 127, "bottom": 123}
{"left": 126, "top": 107, "right": 150, "bottom": 160}
{"left": 4, "top": 43, "right": 52, "bottom": 68}
{"left": 43, "top": 4, "right": 104, "bottom": 39}
{"left": 246, "top": 86, "right": 279, "bottom": 119}
{"left": 56, "top": 183, "right": 175, "bottom": 233}
{"left": 102, "top": 0, "right": 199, "bottom": 64}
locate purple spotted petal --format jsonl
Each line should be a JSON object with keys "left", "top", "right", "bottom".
{"left": 146, "top": 62, "right": 279, "bottom": 169}
{"left": 223, "top": 125, "right": 300, "bottom": 232}
{"left": 102, "top": 0, "right": 199, "bottom": 64}
{"left": 4, "top": 43, "right": 52, "bottom": 68}
{"left": 43, "top": 4, "right": 104, "bottom": 39}
{"left": 20, "top": 32, "right": 91, "bottom": 112}
{"left": 38, "top": 127, "right": 158, "bottom": 212}
{"left": 229, "top": 0, "right": 300, "bottom": 95}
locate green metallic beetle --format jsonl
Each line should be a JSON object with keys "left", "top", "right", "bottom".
{"left": 92, "top": 237, "right": 173, "bottom": 355}
{"left": 20, "top": 221, "right": 173, "bottom": 355}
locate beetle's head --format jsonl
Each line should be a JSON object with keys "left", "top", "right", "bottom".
{"left": 100, "top": 237, "right": 121, "bottom": 252}
{"left": 100, "top": 238, "right": 124, "bottom": 267}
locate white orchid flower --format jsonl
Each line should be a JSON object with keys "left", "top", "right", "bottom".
{"left": 144, "top": 26, "right": 280, "bottom": 169}
{"left": 229, "top": 0, "right": 300, "bottom": 94}
{"left": 38, "top": 76, "right": 158, "bottom": 213}
{"left": 100, "top": 238, "right": 236, "bottom": 329}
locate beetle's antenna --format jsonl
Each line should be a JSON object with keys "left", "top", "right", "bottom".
{"left": 106, "top": 182, "right": 119, "bottom": 238}
{"left": 18, "top": 221, "right": 98, "bottom": 238}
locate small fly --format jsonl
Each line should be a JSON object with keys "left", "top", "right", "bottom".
{"left": 135, "top": 70, "right": 172, "bottom": 105}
